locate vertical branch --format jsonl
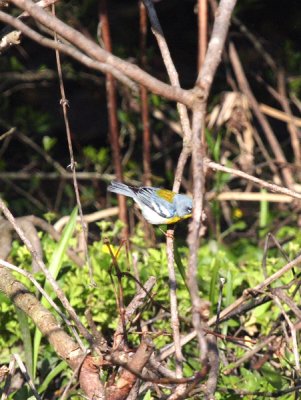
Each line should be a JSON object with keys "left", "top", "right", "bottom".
{"left": 99, "top": 0, "right": 128, "bottom": 234}
{"left": 142, "top": 0, "right": 193, "bottom": 381}
{"left": 198, "top": 0, "right": 208, "bottom": 70}
{"left": 142, "top": 0, "right": 192, "bottom": 191}
{"left": 51, "top": 4, "right": 94, "bottom": 284}
{"left": 189, "top": 0, "right": 238, "bottom": 397}
{"left": 165, "top": 229, "right": 183, "bottom": 379}
{"left": 173, "top": 146, "right": 191, "bottom": 193}
{"left": 188, "top": 105, "right": 208, "bottom": 366}
{"left": 139, "top": 1, "right": 152, "bottom": 186}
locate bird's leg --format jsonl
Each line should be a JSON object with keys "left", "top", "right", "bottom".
{"left": 158, "top": 224, "right": 175, "bottom": 239}
{"left": 165, "top": 230, "right": 174, "bottom": 239}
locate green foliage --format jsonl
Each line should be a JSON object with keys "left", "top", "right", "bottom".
{"left": 9, "top": 56, "right": 24, "bottom": 72}
{"left": 13, "top": 106, "right": 52, "bottom": 135}
{"left": 0, "top": 206, "right": 301, "bottom": 400}
{"left": 1, "top": 218, "right": 301, "bottom": 398}
{"left": 42, "top": 136, "right": 57, "bottom": 152}
{"left": 33, "top": 207, "right": 78, "bottom": 378}
{"left": 83, "top": 145, "right": 110, "bottom": 171}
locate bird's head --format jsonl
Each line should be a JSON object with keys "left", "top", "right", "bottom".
{"left": 174, "top": 194, "right": 193, "bottom": 218}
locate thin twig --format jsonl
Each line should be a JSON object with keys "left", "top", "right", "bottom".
{"left": 60, "top": 350, "right": 91, "bottom": 400}
{"left": 0, "top": 357, "right": 16, "bottom": 400}
{"left": 142, "top": 0, "right": 192, "bottom": 142}
{"left": 0, "top": 258, "right": 85, "bottom": 350}
{"left": 219, "top": 384, "right": 301, "bottom": 398}
{"left": 229, "top": 41, "right": 294, "bottom": 188}
{"left": 99, "top": 0, "right": 128, "bottom": 234}
{"left": 205, "top": 159, "right": 301, "bottom": 199}
{"left": 0, "top": 126, "right": 16, "bottom": 141}
{"left": 140, "top": 1, "right": 152, "bottom": 186}
{"left": 114, "top": 276, "right": 156, "bottom": 349}
{"left": 0, "top": 197, "right": 93, "bottom": 343}
{"left": 52, "top": 4, "right": 95, "bottom": 285}
{"left": 277, "top": 69, "right": 301, "bottom": 165}
{"left": 232, "top": 15, "right": 277, "bottom": 71}
{"left": 13, "top": 354, "right": 41, "bottom": 400}
{"left": 198, "top": 0, "right": 208, "bottom": 69}
{"left": 143, "top": 0, "right": 193, "bottom": 381}
{"left": 0, "top": 10, "right": 136, "bottom": 90}
{"left": 271, "top": 293, "right": 300, "bottom": 374}
{"left": 0, "top": 171, "right": 115, "bottom": 180}
{"left": 260, "top": 103, "right": 301, "bottom": 127}
{"left": 8, "top": 0, "right": 195, "bottom": 106}
{"left": 17, "top": 131, "right": 66, "bottom": 175}
{"left": 166, "top": 230, "right": 184, "bottom": 378}
{"left": 223, "top": 335, "right": 276, "bottom": 375}
{"left": 0, "top": 259, "right": 71, "bottom": 326}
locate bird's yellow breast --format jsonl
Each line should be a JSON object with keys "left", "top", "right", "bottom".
{"left": 165, "top": 216, "right": 181, "bottom": 224}
{"left": 165, "top": 213, "right": 192, "bottom": 224}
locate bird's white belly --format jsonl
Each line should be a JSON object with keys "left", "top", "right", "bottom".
{"left": 136, "top": 203, "right": 170, "bottom": 224}
{"left": 143, "top": 206, "right": 169, "bottom": 224}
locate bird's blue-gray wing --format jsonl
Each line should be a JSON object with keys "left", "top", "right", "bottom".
{"left": 136, "top": 187, "right": 174, "bottom": 218}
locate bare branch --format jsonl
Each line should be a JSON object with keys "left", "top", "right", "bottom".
{"left": 142, "top": 0, "right": 193, "bottom": 382}
{"left": 13, "top": 354, "right": 41, "bottom": 400}
{"left": 187, "top": 2, "right": 237, "bottom": 398}
{"left": 229, "top": 42, "right": 294, "bottom": 187}
{"left": 205, "top": 158, "right": 301, "bottom": 200}
{"left": 0, "top": 11, "right": 137, "bottom": 90}
{"left": 0, "top": 267, "right": 83, "bottom": 369}
{"left": 0, "top": 197, "right": 93, "bottom": 343}
{"left": 196, "top": 0, "right": 237, "bottom": 95}
{"left": 8, "top": 0, "right": 195, "bottom": 106}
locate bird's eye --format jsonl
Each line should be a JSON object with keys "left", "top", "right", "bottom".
{"left": 187, "top": 207, "right": 192, "bottom": 213}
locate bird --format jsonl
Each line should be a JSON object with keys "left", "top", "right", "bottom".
{"left": 108, "top": 181, "right": 193, "bottom": 225}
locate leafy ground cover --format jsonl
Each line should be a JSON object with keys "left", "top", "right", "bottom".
{"left": 1, "top": 213, "right": 300, "bottom": 399}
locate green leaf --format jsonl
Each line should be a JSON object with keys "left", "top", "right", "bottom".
{"left": 142, "top": 389, "right": 152, "bottom": 400}
{"left": 42, "top": 136, "right": 57, "bottom": 152}
{"left": 222, "top": 269, "right": 233, "bottom": 337}
{"left": 33, "top": 207, "right": 78, "bottom": 378}
{"left": 46, "top": 207, "right": 78, "bottom": 285}
{"left": 38, "top": 360, "right": 68, "bottom": 394}
{"left": 213, "top": 131, "right": 222, "bottom": 161}
{"left": 220, "top": 221, "right": 247, "bottom": 240}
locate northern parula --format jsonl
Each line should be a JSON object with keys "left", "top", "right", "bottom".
{"left": 108, "top": 181, "right": 192, "bottom": 225}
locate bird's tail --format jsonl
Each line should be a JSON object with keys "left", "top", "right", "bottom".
{"left": 107, "top": 181, "right": 136, "bottom": 198}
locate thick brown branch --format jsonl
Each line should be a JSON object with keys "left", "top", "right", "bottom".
{"left": 0, "top": 197, "right": 93, "bottom": 343}
{"left": 196, "top": 0, "right": 237, "bottom": 95}
{"left": 107, "top": 338, "right": 154, "bottom": 400}
{"left": 0, "top": 267, "right": 83, "bottom": 369}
